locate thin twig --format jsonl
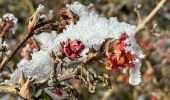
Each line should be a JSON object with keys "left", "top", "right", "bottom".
{"left": 134, "top": 5, "right": 142, "bottom": 25}
{"left": 58, "top": 72, "right": 76, "bottom": 82}
{"left": 0, "top": 33, "right": 33, "bottom": 69}
{"left": 102, "top": 89, "right": 114, "bottom": 100}
{"left": 0, "top": 85, "right": 18, "bottom": 94}
{"left": 133, "top": 0, "right": 167, "bottom": 35}
{"left": 32, "top": 36, "right": 40, "bottom": 51}
{"left": 0, "top": 21, "right": 55, "bottom": 69}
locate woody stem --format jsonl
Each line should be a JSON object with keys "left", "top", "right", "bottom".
{"left": 0, "top": 33, "right": 33, "bottom": 69}
{"left": 133, "top": 0, "right": 167, "bottom": 35}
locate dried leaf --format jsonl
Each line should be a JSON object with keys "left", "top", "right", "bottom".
{"left": 19, "top": 78, "right": 35, "bottom": 99}
{"left": 18, "top": 70, "right": 26, "bottom": 88}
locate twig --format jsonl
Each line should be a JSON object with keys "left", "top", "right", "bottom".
{"left": 0, "top": 73, "right": 76, "bottom": 95}
{"left": 32, "top": 36, "right": 40, "bottom": 51}
{"left": 134, "top": 4, "right": 142, "bottom": 25}
{"left": 102, "top": 89, "right": 114, "bottom": 100}
{"left": 0, "top": 33, "right": 33, "bottom": 69}
{"left": 133, "top": 0, "right": 167, "bottom": 35}
{"left": 58, "top": 72, "right": 76, "bottom": 82}
{"left": 0, "top": 85, "right": 17, "bottom": 94}
{"left": 0, "top": 21, "right": 56, "bottom": 69}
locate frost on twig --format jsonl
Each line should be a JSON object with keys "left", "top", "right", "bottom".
{"left": 0, "top": 3, "right": 80, "bottom": 69}
{"left": 0, "top": 13, "right": 18, "bottom": 36}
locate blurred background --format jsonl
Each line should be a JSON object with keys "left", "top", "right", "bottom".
{"left": 0, "top": 0, "right": 170, "bottom": 99}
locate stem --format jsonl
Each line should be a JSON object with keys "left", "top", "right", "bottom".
{"left": 58, "top": 72, "right": 76, "bottom": 82}
{"left": 0, "top": 73, "right": 76, "bottom": 95}
{"left": 32, "top": 36, "right": 40, "bottom": 51}
{"left": 0, "top": 20, "right": 55, "bottom": 69}
{"left": 133, "top": 0, "right": 167, "bottom": 35}
{"left": 0, "top": 85, "right": 18, "bottom": 94}
{"left": 102, "top": 89, "right": 114, "bottom": 100}
{"left": 0, "top": 33, "right": 33, "bottom": 69}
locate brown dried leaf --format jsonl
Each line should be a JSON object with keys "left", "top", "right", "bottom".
{"left": 18, "top": 70, "right": 26, "bottom": 88}
{"left": 28, "top": 11, "right": 39, "bottom": 33}
{"left": 19, "top": 78, "right": 35, "bottom": 99}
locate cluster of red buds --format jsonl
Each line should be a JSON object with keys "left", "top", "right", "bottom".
{"left": 105, "top": 33, "right": 136, "bottom": 72}
{"left": 0, "top": 13, "right": 17, "bottom": 36}
{"left": 60, "top": 39, "right": 85, "bottom": 59}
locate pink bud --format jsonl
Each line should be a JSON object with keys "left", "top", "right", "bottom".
{"left": 63, "top": 48, "right": 71, "bottom": 57}
{"left": 76, "top": 45, "right": 82, "bottom": 51}
{"left": 55, "top": 88, "right": 63, "bottom": 96}
{"left": 71, "top": 53, "right": 80, "bottom": 59}
{"left": 66, "top": 39, "right": 71, "bottom": 43}
{"left": 120, "top": 33, "right": 128, "bottom": 41}
{"left": 111, "top": 56, "right": 116, "bottom": 62}
{"left": 59, "top": 39, "right": 85, "bottom": 59}
{"left": 60, "top": 41, "right": 65, "bottom": 47}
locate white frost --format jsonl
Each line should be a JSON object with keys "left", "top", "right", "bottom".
{"left": 2, "top": 13, "right": 18, "bottom": 34}
{"left": 4, "top": 2, "right": 144, "bottom": 85}
{"left": 36, "top": 4, "right": 45, "bottom": 12}
{"left": 129, "top": 59, "right": 142, "bottom": 85}
{"left": 4, "top": 50, "right": 52, "bottom": 84}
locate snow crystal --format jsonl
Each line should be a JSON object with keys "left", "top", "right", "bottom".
{"left": 129, "top": 59, "right": 142, "bottom": 85}
{"left": 3, "top": 13, "right": 18, "bottom": 24}
{"left": 61, "top": 2, "right": 144, "bottom": 85}
{"left": 4, "top": 50, "right": 52, "bottom": 84}
{"left": 2, "top": 13, "right": 18, "bottom": 34}
{"left": 36, "top": 4, "right": 45, "bottom": 12}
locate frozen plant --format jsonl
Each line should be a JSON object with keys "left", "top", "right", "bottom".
{"left": 0, "top": 2, "right": 145, "bottom": 99}
{"left": 0, "top": 13, "right": 18, "bottom": 35}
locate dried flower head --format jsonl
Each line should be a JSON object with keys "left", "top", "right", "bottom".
{"left": 105, "top": 33, "right": 136, "bottom": 71}
{"left": 0, "top": 13, "right": 18, "bottom": 35}
{"left": 27, "top": 4, "right": 48, "bottom": 33}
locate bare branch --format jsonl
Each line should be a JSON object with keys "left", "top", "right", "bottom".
{"left": 133, "top": 0, "right": 167, "bottom": 35}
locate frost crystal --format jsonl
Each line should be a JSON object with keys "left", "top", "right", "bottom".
{"left": 0, "top": 41, "right": 11, "bottom": 59}
{"left": 2, "top": 13, "right": 18, "bottom": 34}
{"left": 129, "top": 59, "right": 142, "bottom": 85}
{"left": 4, "top": 50, "right": 52, "bottom": 84}
{"left": 36, "top": 4, "right": 45, "bottom": 12}
{"left": 3, "top": 13, "right": 18, "bottom": 24}
{"left": 4, "top": 2, "right": 144, "bottom": 85}
{"left": 52, "top": 2, "right": 136, "bottom": 51}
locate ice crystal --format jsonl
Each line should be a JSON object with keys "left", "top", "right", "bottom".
{"left": 0, "top": 41, "right": 11, "bottom": 59}
{"left": 2, "top": 13, "right": 18, "bottom": 24}
{"left": 4, "top": 50, "right": 52, "bottom": 84}
{"left": 52, "top": 3, "right": 136, "bottom": 51}
{"left": 2, "top": 13, "right": 18, "bottom": 34}
{"left": 36, "top": 4, "right": 45, "bottom": 12}
{"left": 129, "top": 59, "right": 142, "bottom": 85}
